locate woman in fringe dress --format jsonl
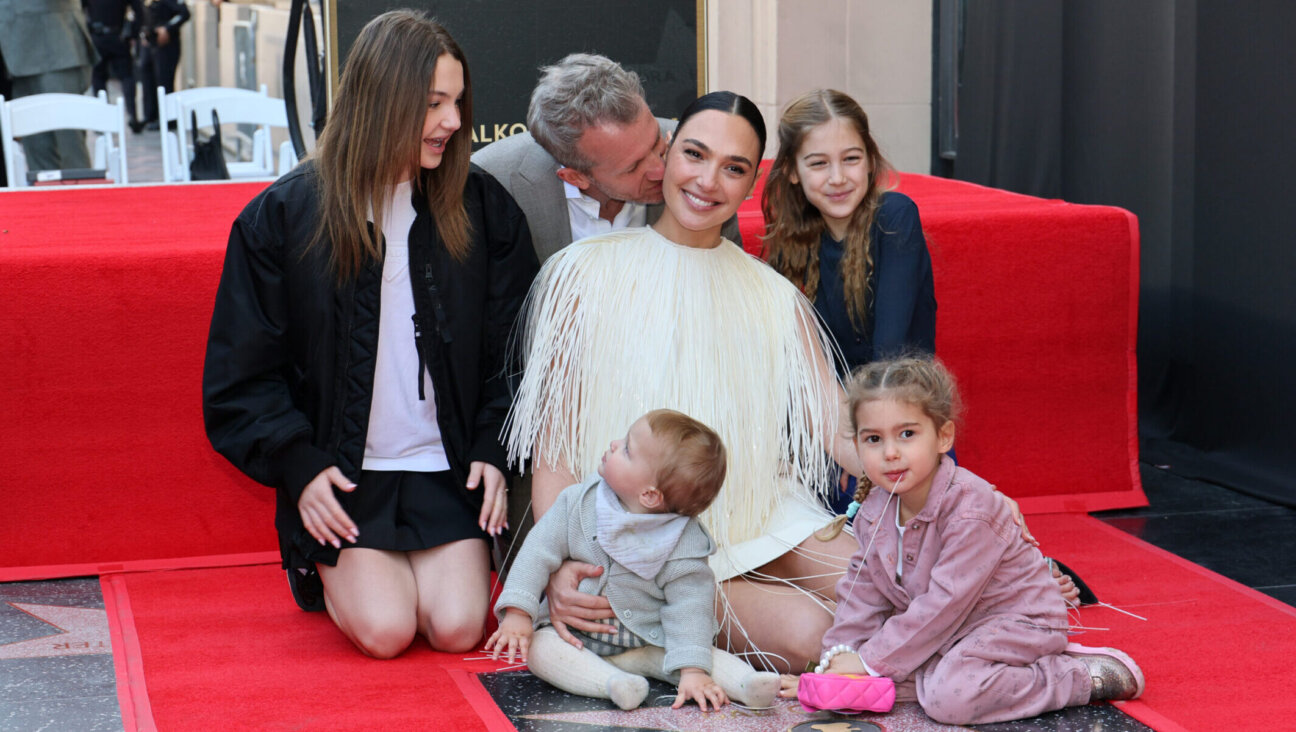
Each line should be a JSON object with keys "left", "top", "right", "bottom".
{"left": 505, "top": 91, "right": 864, "bottom": 672}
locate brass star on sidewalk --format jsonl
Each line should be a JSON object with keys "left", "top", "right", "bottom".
{"left": 520, "top": 698, "right": 813, "bottom": 731}
{"left": 520, "top": 699, "right": 955, "bottom": 731}
{"left": 0, "top": 603, "right": 111, "bottom": 660}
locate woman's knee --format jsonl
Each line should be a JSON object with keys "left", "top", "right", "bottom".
{"left": 345, "top": 615, "right": 418, "bottom": 659}
{"left": 409, "top": 539, "right": 490, "bottom": 652}
{"left": 717, "top": 582, "right": 833, "bottom": 672}
{"left": 729, "top": 618, "right": 827, "bottom": 673}
{"left": 419, "top": 607, "right": 486, "bottom": 653}
{"left": 770, "top": 600, "right": 834, "bottom": 663}
{"left": 784, "top": 618, "right": 833, "bottom": 670}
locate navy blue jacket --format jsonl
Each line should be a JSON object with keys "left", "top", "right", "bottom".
{"left": 814, "top": 191, "right": 936, "bottom": 373}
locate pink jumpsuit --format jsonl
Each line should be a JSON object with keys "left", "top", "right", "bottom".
{"left": 823, "top": 457, "right": 1092, "bottom": 725}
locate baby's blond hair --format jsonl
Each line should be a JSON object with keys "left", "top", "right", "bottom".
{"left": 644, "top": 409, "right": 727, "bottom": 517}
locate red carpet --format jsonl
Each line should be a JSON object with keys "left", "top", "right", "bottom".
{"left": 2, "top": 173, "right": 1141, "bottom": 578}
{"left": 103, "top": 513, "right": 1293, "bottom": 731}
{"left": 1026, "top": 514, "right": 1296, "bottom": 732}
{"left": 104, "top": 563, "right": 514, "bottom": 731}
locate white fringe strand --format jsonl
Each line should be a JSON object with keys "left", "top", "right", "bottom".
{"left": 504, "top": 227, "right": 841, "bottom": 554}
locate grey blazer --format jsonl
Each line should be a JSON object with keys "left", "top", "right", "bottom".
{"left": 495, "top": 477, "right": 720, "bottom": 674}
{"left": 473, "top": 118, "right": 744, "bottom": 264}
{"left": 0, "top": 0, "right": 97, "bottom": 78}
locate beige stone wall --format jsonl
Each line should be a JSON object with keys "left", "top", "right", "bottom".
{"left": 170, "top": 0, "right": 320, "bottom": 153}
{"left": 707, "top": 0, "right": 932, "bottom": 172}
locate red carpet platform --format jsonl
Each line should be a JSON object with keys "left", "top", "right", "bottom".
{"left": 101, "top": 513, "right": 1296, "bottom": 731}
{"left": 1, "top": 182, "right": 277, "bottom": 578}
{"left": 740, "top": 173, "right": 1143, "bottom": 514}
{"left": 1, "top": 173, "right": 1142, "bottom": 578}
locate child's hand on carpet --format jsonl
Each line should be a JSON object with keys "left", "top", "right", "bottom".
{"left": 674, "top": 669, "right": 727, "bottom": 711}
{"left": 485, "top": 609, "right": 533, "bottom": 664}
{"left": 778, "top": 674, "right": 800, "bottom": 698}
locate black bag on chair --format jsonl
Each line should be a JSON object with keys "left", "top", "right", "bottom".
{"left": 189, "top": 109, "right": 230, "bottom": 181}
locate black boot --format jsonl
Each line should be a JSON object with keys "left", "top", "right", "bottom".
{"left": 287, "top": 567, "right": 326, "bottom": 612}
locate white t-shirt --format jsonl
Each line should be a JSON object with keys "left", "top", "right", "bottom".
{"left": 362, "top": 181, "right": 450, "bottom": 472}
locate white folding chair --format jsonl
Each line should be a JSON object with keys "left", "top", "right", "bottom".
{"left": 157, "top": 84, "right": 269, "bottom": 182}
{"left": 0, "top": 92, "right": 128, "bottom": 187}
{"left": 182, "top": 93, "right": 296, "bottom": 180}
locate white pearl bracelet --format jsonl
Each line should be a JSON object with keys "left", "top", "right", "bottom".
{"left": 814, "top": 644, "right": 857, "bottom": 674}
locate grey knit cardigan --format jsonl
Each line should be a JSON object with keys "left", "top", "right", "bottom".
{"left": 495, "top": 477, "right": 720, "bottom": 674}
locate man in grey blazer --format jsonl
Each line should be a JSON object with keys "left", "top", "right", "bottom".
{"left": 473, "top": 53, "right": 741, "bottom": 264}
{"left": 0, "top": 0, "right": 97, "bottom": 173}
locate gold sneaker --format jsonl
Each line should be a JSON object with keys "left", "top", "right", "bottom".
{"left": 1065, "top": 642, "right": 1146, "bottom": 701}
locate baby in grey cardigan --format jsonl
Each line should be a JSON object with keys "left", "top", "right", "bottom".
{"left": 486, "top": 409, "right": 778, "bottom": 711}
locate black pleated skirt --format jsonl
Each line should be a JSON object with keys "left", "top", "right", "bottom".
{"left": 299, "top": 469, "right": 487, "bottom": 566}
{"left": 351, "top": 469, "right": 487, "bottom": 550}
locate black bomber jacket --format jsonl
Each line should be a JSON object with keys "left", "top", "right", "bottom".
{"left": 202, "top": 161, "right": 538, "bottom": 567}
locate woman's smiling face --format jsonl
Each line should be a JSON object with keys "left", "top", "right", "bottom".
{"left": 654, "top": 109, "right": 761, "bottom": 248}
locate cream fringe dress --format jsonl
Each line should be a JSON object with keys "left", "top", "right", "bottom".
{"left": 505, "top": 226, "right": 842, "bottom": 581}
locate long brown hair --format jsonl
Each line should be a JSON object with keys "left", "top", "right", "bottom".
{"left": 311, "top": 10, "right": 474, "bottom": 279}
{"left": 762, "top": 89, "right": 893, "bottom": 331}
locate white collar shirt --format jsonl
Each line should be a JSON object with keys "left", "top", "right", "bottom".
{"left": 563, "top": 178, "right": 648, "bottom": 241}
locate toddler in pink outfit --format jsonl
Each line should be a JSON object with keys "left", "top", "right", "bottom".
{"left": 809, "top": 357, "right": 1144, "bottom": 725}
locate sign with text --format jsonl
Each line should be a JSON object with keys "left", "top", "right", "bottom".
{"left": 329, "top": 0, "right": 701, "bottom": 149}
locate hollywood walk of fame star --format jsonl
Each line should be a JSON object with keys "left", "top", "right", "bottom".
{"left": 521, "top": 697, "right": 813, "bottom": 731}
{"left": 482, "top": 667, "right": 973, "bottom": 732}
{"left": 0, "top": 603, "right": 111, "bottom": 660}
{"left": 789, "top": 721, "right": 882, "bottom": 732}
{"left": 517, "top": 698, "right": 967, "bottom": 731}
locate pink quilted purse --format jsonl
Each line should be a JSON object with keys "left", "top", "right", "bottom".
{"left": 797, "top": 672, "right": 896, "bottom": 714}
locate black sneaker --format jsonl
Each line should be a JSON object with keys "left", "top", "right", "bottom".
{"left": 287, "top": 566, "right": 326, "bottom": 612}
{"left": 128, "top": 119, "right": 145, "bottom": 134}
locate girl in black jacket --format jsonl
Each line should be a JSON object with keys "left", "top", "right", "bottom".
{"left": 202, "top": 10, "right": 538, "bottom": 658}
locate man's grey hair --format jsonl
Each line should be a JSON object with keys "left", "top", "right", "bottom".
{"left": 527, "top": 53, "right": 647, "bottom": 171}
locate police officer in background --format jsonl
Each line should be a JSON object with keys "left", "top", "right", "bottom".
{"left": 136, "top": 0, "right": 188, "bottom": 130}
{"left": 83, "top": 0, "right": 145, "bottom": 132}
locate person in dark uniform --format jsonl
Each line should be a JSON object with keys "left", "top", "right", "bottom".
{"left": 83, "top": 0, "right": 145, "bottom": 132}
{"left": 135, "top": 0, "right": 188, "bottom": 130}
